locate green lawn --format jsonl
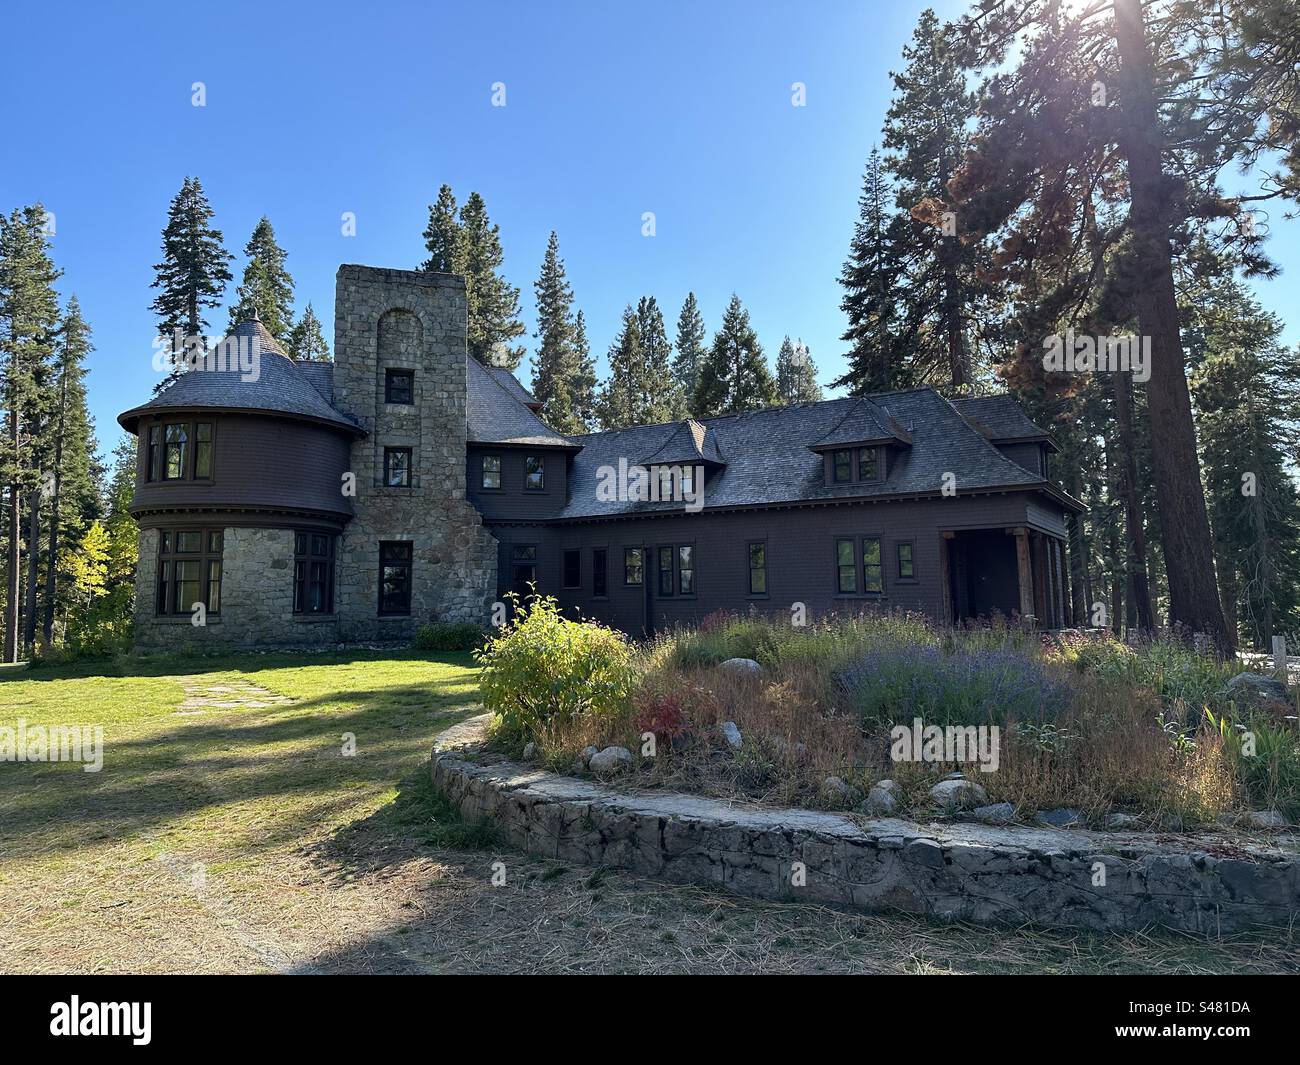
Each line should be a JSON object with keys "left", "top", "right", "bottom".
{"left": 1, "top": 650, "right": 1295, "bottom": 975}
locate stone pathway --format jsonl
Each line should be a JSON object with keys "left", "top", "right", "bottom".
{"left": 174, "top": 677, "right": 294, "bottom": 714}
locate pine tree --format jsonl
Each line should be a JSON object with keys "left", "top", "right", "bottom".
{"left": 882, "top": 11, "right": 985, "bottom": 389}
{"left": 570, "top": 310, "right": 597, "bottom": 433}
{"left": 0, "top": 205, "right": 61, "bottom": 661}
{"left": 150, "top": 177, "right": 233, "bottom": 363}
{"left": 596, "top": 307, "right": 648, "bottom": 430}
{"left": 103, "top": 436, "right": 139, "bottom": 591}
{"left": 529, "top": 232, "right": 587, "bottom": 434}
{"left": 226, "top": 216, "right": 295, "bottom": 342}
{"left": 693, "top": 295, "right": 777, "bottom": 416}
{"left": 636, "top": 296, "right": 682, "bottom": 418}
{"left": 835, "top": 148, "right": 910, "bottom": 394}
{"left": 672, "top": 292, "right": 707, "bottom": 407}
{"left": 41, "top": 295, "right": 98, "bottom": 651}
{"left": 458, "top": 192, "right": 526, "bottom": 368}
{"left": 289, "top": 302, "right": 331, "bottom": 361}
{"left": 421, "top": 184, "right": 462, "bottom": 273}
{"left": 775, "top": 336, "right": 823, "bottom": 405}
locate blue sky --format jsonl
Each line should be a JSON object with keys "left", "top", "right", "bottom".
{"left": 2, "top": 0, "right": 1296, "bottom": 460}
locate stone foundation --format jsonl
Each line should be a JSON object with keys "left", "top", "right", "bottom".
{"left": 432, "top": 744, "right": 1300, "bottom": 934}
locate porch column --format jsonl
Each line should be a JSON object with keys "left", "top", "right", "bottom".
{"left": 1058, "top": 538, "right": 1072, "bottom": 626}
{"left": 1013, "top": 527, "right": 1034, "bottom": 624}
{"left": 938, "top": 532, "right": 953, "bottom": 625}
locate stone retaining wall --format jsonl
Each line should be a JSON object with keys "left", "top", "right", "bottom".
{"left": 431, "top": 747, "right": 1300, "bottom": 934}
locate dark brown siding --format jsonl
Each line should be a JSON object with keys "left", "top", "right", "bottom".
{"left": 131, "top": 412, "right": 354, "bottom": 525}
{"left": 487, "top": 491, "right": 1066, "bottom": 635}
{"left": 466, "top": 445, "right": 570, "bottom": 521}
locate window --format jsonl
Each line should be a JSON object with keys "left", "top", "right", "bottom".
{"left": 592, "top": 548, "right": 608, "bottom": 597}
{"left": 524, "top": 454, "right": 545, "bottom": 490}
{"left": 511, "top": 545, "right": 537, "bottom": 591}
{"left": 748, "top": 542, "right": 767, "bottom": 595}
{"left": 832, "top": 449, "right": 852, "bottom": 484}
{"left": 563, "top": 548, "right": 580, "bottom": 589}
{"left": 624, "top": 547, "right": 643, "bottom": 585}
{"left": 862, "top": 537, "right": 883, "bottom": 593}
{"left": 378, "top": 541, "right": 413, "bottom": 615}
{"left": 897, "top": 541, "right": 915, "bottom": 580}
{"left": 385, "top": 368, "right": 414, "bottom": 405}
{"left": 146, "top": 426, "right": 161, "bottom": 481}
{"left": 156, "top": 528, "right": 222, "bottom": 615}
{"left": 678, "top": 545, "right": 695, "bottom": 595}
{"left": 294, "top": 533, "right": 336, "bottom": 614}
{"left": 858, "top": 446, "right": 879, "bottom": 482}
{"left": 658, "top": 546, "right": 675, "bottom": 596}
{"left": 164, "top": 424, "right": 188, "bottom": 480}
{"left": 836, "top": 538, "right": 856, "bottom": 594}
{"left": 194, "top": 422, "right": 213, "bottom": 478}
{"left": 481, "top": 454, "right": 501, "bottom": 490}
{"left": 384, "top": 447, "right": 412, "bottom": 487}
{"left": 680, "top": 466, "right": 695, "bottom": 497}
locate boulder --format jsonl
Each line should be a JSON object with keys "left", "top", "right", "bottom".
{"left": 1105, "top": 812, "right": 1140, "bottom": 831}
{"left": 930, "top": 778, "right": 987, "bottom": 811}
{"left": 588, "top": 746, "right": 632, "bottom": 776}
{"left": 720, "top": 721, "right": 743, "bottom": 750}
{"left": 581, "top": 745, "right": 599, "bottom": 767}
{"left": 719, "top": 658, "right": 762, "bottom": 677}
{"left": 1247, "top": 810, "right": 1290, "bottom": 830}
{"left": 522, "top": 742, "right": 537, "bottom": 761}
{"left": 1224, "top": 672, "right": 1292, "bottom": 710}
{"left": 862, "top": 784, "right": 898, "bottom": 816}
{"left": 971, "top": 802, "right": 1015, "bottom": 825}
{"left": 821, "top": 776, "right": 864, "bottom": 807}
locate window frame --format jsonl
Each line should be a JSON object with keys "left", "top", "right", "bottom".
{"left": 862, "top": 535, "right": 884, "bottom": 594}
{"left": 383, "top": 446, "right": 413, "bottom": 488}
{"left": 623, "top": 546, "right": 643, "bottom": 586}
{"left": 592, "top": 547, "right": 608, "bottom": 598}
{"left": 480, "top": 453, "right": 502, "bottom": 490}
{"left": 657, "top": 545, "right": 675, "bottom": 597}
{"left": 835, "top": 537, "right": 857, "bottom": 594}
{"left": 156, "top": 527, "right": 223, "bottom": 616}
{"left": 378, "top": 540, "right": 414, "bottom": 617}
{"left": 146, "top": 425, "right": 161, "bottom": 482}
{"left": 562, "top": 548, "right": 581, "bottom": 590}
{"left": 896, "top": 540, "right": 917, "bottom": 582}
{"left": 831, "top": 449, "right": 853, "bottom": 484}
{"left": 384, "top": 368, "right": 415, "bottom": 405}
{"left": 524, "top": 454, "right": 545, "bottom": 491}
{"left": 747, "top": 540, "right": 768, "bottom": 597}
{"left": 857, "top": 445, "right": 881, "bottom": 483}
{"left": 677, "top": 543, "right": 696, "bottom": 597}
{"left": 294, "top": 532, "right": 337, "bottom": 615}
{"left": 148, "top": 419, "right": 214, "bottom": 482}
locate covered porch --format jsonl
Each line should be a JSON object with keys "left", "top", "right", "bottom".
{"left": 939, "top": 525, "right": 1069, "bottom": 629}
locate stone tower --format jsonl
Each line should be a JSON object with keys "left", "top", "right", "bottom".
{"left": 331, "top": 265, "right": 497, "bottom": 641}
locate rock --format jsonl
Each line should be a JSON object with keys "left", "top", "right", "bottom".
{"left": 930, "top": 778, "right": 987, "bottom": 811}
{"left": 581, "top": 745, "right": 599, "bottom": 767}
{"left": 522, "top": 742, "right": 537, "bottom": 761}
{"left": 570, "top": 758, "right": 586, "bottom": 775}
{"left": 941, "top": 770, "right": 965, "bottom": 781}
{"left": 1224, "top": 672, "right": 1292, "bottom": 710}
{"left": 874, "top": 778, "right": 897, "bottom": 793}
{"left": 1247, "top": 809, "right": 1290, "bottom": 830}
{"left": 1106, "top": 812, "right": 1140, "bottom": 831}
{"left": 588, "top": 746, "right": 632, "bottom": 776}
{"left": 971, "top": 802, "right": 1015, "bottom": 825}
{"left": 719, "top": 657, "right": 762, "bottom": 677}
{"left": 862, "top": 784, "right": 898, "bottom": 816}
{"left": 821, "top": 775, "right": 864, "bottom": 807}
{"left": 1037, "top": 807, "right": 1084, "bottom": 828}
{"left": 720, "top": 721, "right": 743, "bottom": 750}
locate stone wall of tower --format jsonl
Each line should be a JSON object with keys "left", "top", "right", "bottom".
{"left": 330, "top": 265, "right": 498, "bottom": 642}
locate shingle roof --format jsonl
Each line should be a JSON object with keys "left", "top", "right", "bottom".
{"left": 950, "top": 395, "right": 1057, "bottom": 450}
{"left": 465, "top": 356, "right": 577, "bottom": 449}
{"left": 810, "top": 395, "right": 912, "bottom": 450}
{"left": 487, "top": 366, "right": 542, "bottom": 410}
{"left": 638, "top": 419, "right": 725, "bottom": 467}
{"left": 559, "top": 389, "right": 1078, "bottom": 519}
{"left": 117, "top": 320, "right": 363, "bottom": 435}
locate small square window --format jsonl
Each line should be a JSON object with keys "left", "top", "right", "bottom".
{"left": 524, "top": 454, "right": 545, "bottom": 490}
{"left": 384, "top": 447, "right": 412, "bottom": 487}
{"left": 385, "top": 369, "right": 414, "bottom": 405}
{"left": 481, "top": 454, "right": 501, "bottom": 490}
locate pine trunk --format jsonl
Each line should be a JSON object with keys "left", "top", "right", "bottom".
{"left": 22, "top": 495, "right": 39, "bottom": 654}
{"left": 1064, "top": 463, "right": 1089, "bottom": 625}
{"left": 42, "top": 377, "right": 65, "bottom": 652}
{"left": 1112, "top": 0, "right": 1230, "bottom": 651}
{"left": 1112, "top": 371, "right": 1154, "bottom": 630}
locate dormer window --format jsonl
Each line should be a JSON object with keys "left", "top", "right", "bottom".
{"left": 385, "top": 369, "right": 414, "bottom": 405}
{"left": 832, "top": 450, "right": 853, "bottom": 483}
{"left": 858, "top": 446, "right": 880, "bottom": 482}
{"left": 164, "top": 424, "right": 188, "bottom": 479}
{"left": 149, "top": 420, "right": 214, "bottom": 482}
{"left": 524, "top": 454, "right": 545, "bottom": 491}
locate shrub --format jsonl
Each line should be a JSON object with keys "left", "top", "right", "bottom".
{"left": 839, "top": 645, "right": 1072, "bottom": 728}
{"left": 413, "top": 621, "right": 485, "bottom": 652}
{"left": 633, "top": 689, "right": 689, "bottom": 741}
{"left": 475, "top": 594, "right": 638, "bottom": 746}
